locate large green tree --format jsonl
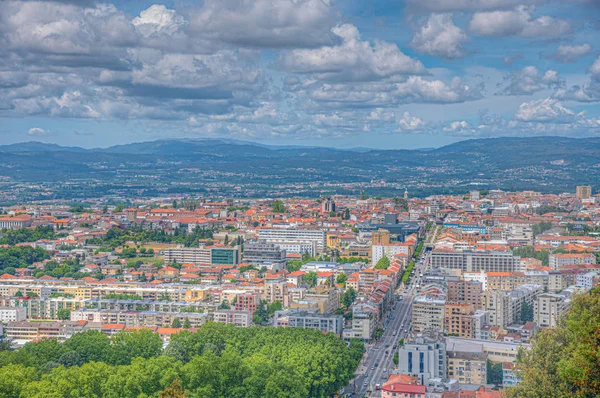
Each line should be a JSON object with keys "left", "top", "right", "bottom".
{"left": 507, "top": 287, "right": 600, "bottom": 397}
{"left": 271, "top": 200, "right": 286, "bottom": 213}
{"left": 374, "top": 256, "right": 390, "bottom": 270}
{"left": 64, "top": 330, "right": 112, "bottom": 364}
{"left": 1, "top": 323, "right": 363, "bottom": 398}
{"left": 109, "top": 329, "right": 163, "bottom": 365}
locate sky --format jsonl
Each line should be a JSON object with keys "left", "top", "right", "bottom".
{"left": 0, "top": 0, "right": 599, "bottom": 149}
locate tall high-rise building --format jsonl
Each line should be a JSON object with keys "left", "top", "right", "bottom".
{"left": 576, "top": 185, "right": 592, "bottom": 199}
{"left": 321, "top": 197, "right": 336, "bottom": 213}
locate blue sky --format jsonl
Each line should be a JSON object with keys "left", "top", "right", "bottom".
{"left": 0, "top": 0, "right": 599, "bottom": 149}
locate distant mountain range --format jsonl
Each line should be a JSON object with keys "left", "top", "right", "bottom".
{"left": 0, "top": 136, "right": 598, "bottom": 200}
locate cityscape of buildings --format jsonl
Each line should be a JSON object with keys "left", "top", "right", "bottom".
{"left": 0, "top": 185, "right": 599, "bottom": 396}
{"left": 2, "top": 0, "right": 599, "bottom": 395}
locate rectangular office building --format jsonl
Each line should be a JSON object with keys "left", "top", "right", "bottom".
{"left": 432, "top": 250, "right": 522, "bottom": 273}
{"left": 258, "top": 228, "right": 326, "bottom": 254}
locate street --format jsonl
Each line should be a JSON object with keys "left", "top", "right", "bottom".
{"left": 346, "top": 242, "right": 433, "bottom": 397}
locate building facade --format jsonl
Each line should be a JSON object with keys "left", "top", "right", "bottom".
{"left": 432, "top": 250, "right": 522, "bottom": 273}
{"left": 258, "top": 228, "right": 326, "bottom": 254}
{"left": 398, "top": 332, "right": 446, "bottom": 387}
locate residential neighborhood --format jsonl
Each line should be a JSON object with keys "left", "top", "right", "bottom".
{"left": 1, "top": 187, "right": 599, "bottom": 396}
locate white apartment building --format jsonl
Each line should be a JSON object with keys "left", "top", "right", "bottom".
{"left": 0, "top": 307, "right": 27, "bottom": 323}
{"left": 398, "top": 332, "right": 446, "bottom": 387}
{"left": 534, "top": 293, "right": 568, "bottom": 329}
{"left": 549, "top": 253, "right": 596, "bottom": 270}
{"left": 0, "top": 215, "right": 33, "bottom": 229}
{"left": 473, "top": 310, "right": 489, "bottom": 340}
{"left": 343, "top": 303, "right": 377, "bottom": 341}
{"left": 164, "top": 246, "right": 211, "bottom": 264}
{"left": 273, "top": 242, "right": 317, "bottom": 257}
{"left": 371, "top": 244, "right": 410, "bottom": 266}
{"left": 212, "top": 310, "right": 252, "bottom": 327}
{"left": 577, "top": 272, "right": 599, "bottom": 290}
{"left": 412, "top": 296, "right": 446, "bottom": 333}
{"left": 258, "top": 228, "right": 326, "bottom": 254}
{"left": 431, "top": 250, "right": 522, "bottom": 273}
{"left": 507, "top": 226, "right": 533, "bottom": 246}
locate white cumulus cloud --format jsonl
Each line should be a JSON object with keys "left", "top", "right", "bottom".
{"left": 515, "top": 98, "right": 575, "bottom": 123}
{"left": 550, "top": 43, "right": 592, "bottom": 63}
{"left": 406, "top": 0, "right": 543, "bottom": 12}
{"left": 280, "top": 24, "right": 426, "bottom": 82}
{"left": 188, "top": 0, "right": 337, "bottom": 48}
{"left": 28, "top": 127, "right": 50, "bottom": 136}
{"left": 469, "top": 6, "right": 571, "bottom": 38}
{"left": 132, "top": 4, "right": 186, "bottom": 38}
{"left": 498, "top": 66, "right": 563, "bottom": 95}
{"left": 443, "top": 120, "right": 470, "bottom": 132}
{"left": 411, "top": 14, "right": 468, "bottom": 59}
{"left": 397, "top": 112, "right": 425, "bottom": 132}
{"left": 553, "top": 56, "right": 600, "bottom": 102}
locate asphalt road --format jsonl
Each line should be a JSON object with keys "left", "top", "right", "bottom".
{"left": 345, "top": 243, "right": 433, "bottom": 397}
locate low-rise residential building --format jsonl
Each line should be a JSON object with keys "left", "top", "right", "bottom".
{"left": 445, "top": 336, "right": 526, "bottom": 363}
{"left": 381, "top": 374, "right": 425, "bottom": 398}
{"left": 0, "top": 306, "right": 27, "bottom": 323}
{"left": 234, "top": 291, "right": 260, "bottom": 313}
{"left": 549, "top": 253, "right": 595, "bottom": 270}
{"left": 273, "top": 310, "right": 343, "bottom": 335}
{"left": 212, "top": 310, "right": 252, "bottom": 327}
{"left": 70, "top": 308, "right": 209, "bottom": 329}
{"left": 502, "top": 363, "right": 522, "bottom": 388}
{"left": 6, "top": 320, "right": 85, "bottom": 343}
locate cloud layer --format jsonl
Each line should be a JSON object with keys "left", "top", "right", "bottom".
{"left": 0, "top": 0, "right": 598, "bottom": 145}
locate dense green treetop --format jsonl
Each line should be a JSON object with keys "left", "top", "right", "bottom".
{"left": 507, "top": 287, "right": 600, "bottom": 398}
{"left": 0, "top": 226, "right": 55, "bottom": 245}
{"left": 374, "top": 256, "right": 390, "bottom": 270}
{"left": 0, "top": 323, "right": 362, "bottom": 398}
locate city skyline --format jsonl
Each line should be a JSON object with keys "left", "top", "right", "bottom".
{"left": 0, "top": 0, "right": 599, "bottom": 149}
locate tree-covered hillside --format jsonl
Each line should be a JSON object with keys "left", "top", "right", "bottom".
{"left": 0, "top": 323, "right": 364, "bottom": 398}
{"left": 1, "top": 136, "right": 599, "bottom": 200}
